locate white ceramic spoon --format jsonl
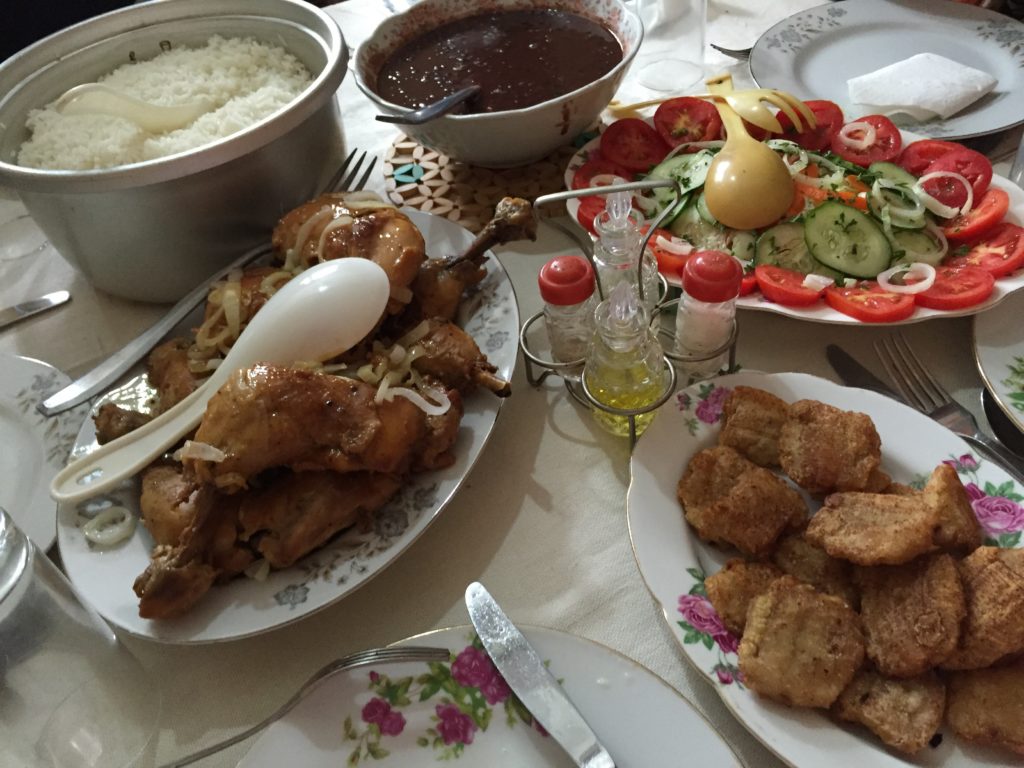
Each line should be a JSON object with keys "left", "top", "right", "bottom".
{"left": 56, "top": 83, "right": 213, "bottom": 133}
{"left": 50, "top": 258, "right": 390, "bottom": 505}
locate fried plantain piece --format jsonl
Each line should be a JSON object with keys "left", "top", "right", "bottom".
{"left": 739, "top": 576, "right": 865, "bottom": 708}
{"left": 705, "top": 558, "right": 783, "bottom": 636}
{"left": 805, "top": 492, "right": 939, "bottom": 566}
{"left": 718, "top": 386, "right": 790, "bottom": 466}
{"left": 922, "top": 463, "right": 983, "bottom": 554}
{"left": 946, "top": 657, "right": 1024, "bottom": 755}
{"left": 942, "top": 547, "right": 1024, "bottom": 670}
{"left": 679, "top": 447, "right": 806, "bottom": 557}
{"left": 856, "top": 553, "right": 965, "bottom": 677}
{"left": 778, "top": 400, "right": 882, "bottom": 494}
{"left": 833, "top": 669, "right": 946, "bottom": 755}
{"left": 771, "top": 527, "right": 859, "bottom": 609}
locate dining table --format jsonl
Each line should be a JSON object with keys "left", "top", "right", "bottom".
{"left": 2, "top": 0, "right": 1024, "bottom": 766}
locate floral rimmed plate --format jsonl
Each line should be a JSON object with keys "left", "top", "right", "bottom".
{"left": 0, "top": 355, "right": 88, "bottom": 551}
{"left": 973, "top": 288, "right": 1024, "bottom": 437}
{"left": 238, "top": 625, "right": 744, "bottom": 768}
{"left": 749, "top": 0, "right": 1024, "bottom": 140}
{"left": 55, "top": 210, "right": 519, "bottom": 644}
{"left": 627, "top": 371, "right": 1023, "bottom": 767}
{"left": 563, "top": 133, "right": 1024, "bottom": 325}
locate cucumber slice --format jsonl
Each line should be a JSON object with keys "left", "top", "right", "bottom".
{"left": 804, "top": 201, "right": 893, "bottom": 278}
{"left": 648, "top": 150, "right": 714, "bottom": 207}
{"left": 889, "top": 227, "right": 947, "bottom": 267}
{"left": 868, "top": 161, "right": 917, "bottom": 188}
{"left": 755, "top": 222, "right": 842, "bottom": 278}
{"left": 730, "top": 231, "right": 756, "bottom": 264}
{"left": 669, "top": 201, "right": 729, "bottom": 251}
{"left": 696, "top": 192, "right": 718, "bottom": 224}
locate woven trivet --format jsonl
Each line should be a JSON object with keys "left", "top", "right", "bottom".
{"left": 383, "top": 130, "right": 599, "bottom": 233}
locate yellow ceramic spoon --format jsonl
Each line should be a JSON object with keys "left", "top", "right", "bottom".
{"left": 702, "top": 92, "right": 794, "bottom": 230}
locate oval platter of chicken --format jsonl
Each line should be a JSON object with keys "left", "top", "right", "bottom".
{"left": 56, "top": 193, "right": 531, "bottom": 643}
{"left": 628, "top": 370, "right": 1024, "bottom": 766}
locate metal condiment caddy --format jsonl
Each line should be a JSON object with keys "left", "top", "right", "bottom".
{"left": 519, "top": 179, "right": 740, "bottom": 447}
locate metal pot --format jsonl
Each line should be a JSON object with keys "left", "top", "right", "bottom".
{"left": 0, "top": 0, "right": 347, "bottom": 303}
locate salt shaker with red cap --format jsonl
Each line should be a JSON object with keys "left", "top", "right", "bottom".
{"left": 538, "top": 254, "right": 597, "bottom": 363}
{"left": 675, "top": 250, "right": 742, "bottom": 379}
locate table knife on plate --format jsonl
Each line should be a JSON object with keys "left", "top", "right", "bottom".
{"left": 0, "top": 290, "right": 69, "bottom": 331}
{"left": 826, "top": 343, "right": 1024, "bottom": 482}
{"left": 465, "top": 582, "right": 616, "bottom": 768}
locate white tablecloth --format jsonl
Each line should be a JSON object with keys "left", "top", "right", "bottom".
{"left": 0, "top": 2, "right": 1016, "bottom": 766}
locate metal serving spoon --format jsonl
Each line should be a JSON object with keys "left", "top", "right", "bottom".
{"left": 50, "top": 258, "right": 390, "bottom": 505}
{"left": 55, "top": 83, "right": 213, "bottom": 133}
{"left": 376, "top": 85, "right": 480, "bottom": 125}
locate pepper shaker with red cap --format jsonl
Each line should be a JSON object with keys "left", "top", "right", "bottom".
{"left": 675, "top": 249, "right": 742, "bottom": 379}
{"left": 538, "top": 255, "right": 598, "bottom": 364}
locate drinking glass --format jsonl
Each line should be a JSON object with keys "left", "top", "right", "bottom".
{"left": 0, "top": 508, "right": 161, "bottom": 767}
{"left": 633, "top": 0, "right": 707, "bottom": 92}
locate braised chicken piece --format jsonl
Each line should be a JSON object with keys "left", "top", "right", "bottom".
{"left": 185, "top": 364, "right": 463, "bottom": 492}
{"left": 271, "top": 193, "right": 426, "bottom": 315}
{"left": 94, "top": 403, "right": 153, "bottom": 444}
{"left": 237, "top": 471, "right": 403, "bottom": 568}
{"left": 402, "top": 197, "right": 537, "bottom": 325}
{"left": 147, "top": 338, "right": 202, "bottom": 412}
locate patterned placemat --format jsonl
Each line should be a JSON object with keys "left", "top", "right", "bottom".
{"left": 383, "top": 130, "right": 599, "bottom": 233}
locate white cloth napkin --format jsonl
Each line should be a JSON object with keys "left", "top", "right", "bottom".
{"left": 847, "top": 53, "right": 997, "bottom": 121}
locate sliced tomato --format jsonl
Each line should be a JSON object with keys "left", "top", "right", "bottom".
{"left": 653, "top": 97, "right": 722, "bottom": 148}
{"left": 774, "top": 99, "right": 844, "bottom": 152}
{"left": 947, "top": 222, "right": 1024, "bottom": 279}
{"left": 829, "top": 115, "right": 902, "bottom": 167}
{"left": 897, "top": 139, "right": 962, "bottom": 176}
{"left": 575, "top": 195, "right": 606, "bottom": 236}
{"left": 921, "top": 147, "right": 993, "bottom": 209}
{"left": 643, "top": 226, "right": 692, "bottom": 277}
{"left": 754, "top": 265, "right": 824, "bottom": 306}
{"left": 738, "top": 272, "right": 758, "bottom": 296}
{"left": 941, "top": 187, "right": 1010, "bottom": 241}
{"left": 572, "top": 154, "right": 634, "bottom": 190}
{"left": 914, "top": 266, "right": 995, "bottom": 311}
{"left": 824, "top": 282, "right": 916, "bottom": 322}
{"left": 600, "top": 118, "right": 670, "bottom": 172}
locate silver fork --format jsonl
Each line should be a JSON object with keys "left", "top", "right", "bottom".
{"left": 875, "top": 334, "right": 1024, "bottom": 483}
{"left": 157, "top": 645, "right": 450, "bottom": 768}
{"left": 710, "top": 42, "right": 751, "bottom": 60}
{"left": 37, "top": 148, "right": 379, "bottom": 417}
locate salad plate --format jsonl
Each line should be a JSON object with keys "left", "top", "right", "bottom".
{"left": 0, "top": 355, "right": 87, "bottom": 551}
{"left": 749, "top": 0, "right": 1024, "bottom": 140}
{"left": 974, "top": 288, "right": 1024, "bottom": 434}
{"left": 55, "top": 210, "right": 519, "bottom": 644}
{"left": 627, "top": 370, "right": 1023, "bottom": 767}
{"left": 238, "top": 624, "right": 743, "bottom": 768}
{"left": 563, "top": 128, "right": 1024, "bottom": 325}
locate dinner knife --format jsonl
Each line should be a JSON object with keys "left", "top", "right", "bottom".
{"left": 0, "top": 290, "right": 69, "bottom": 331}
{"left": 826, "top": 343, "right": 1024, "bottom": 482}
{"left": 464, "top": 582, "right": 616, "bottom": 768}
{"left": 825, "top": 344, "right": 909, "bottom": 404}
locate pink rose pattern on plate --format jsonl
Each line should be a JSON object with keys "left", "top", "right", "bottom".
{"left": 342, "top": 635, "right": 546, "bottom": 763}
{"left": 943, "top": 453, "right": 1024, "bottom": 548}
{"left": 676, "top": 568, "right": 742, "bottom": 687}
{"left": 676, "top": 450, "right": 1023, "bottom": 689}
{"left": 676, "top": 384, "right": 732, "bottom": 436}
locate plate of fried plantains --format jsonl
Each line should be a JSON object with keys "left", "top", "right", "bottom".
{"left": 628, "top": 370, "right": 1024, "bottom": 765}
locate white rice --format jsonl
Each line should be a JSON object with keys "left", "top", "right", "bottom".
{"left": 17, "top": 35, "right": 312, "bottom": 170}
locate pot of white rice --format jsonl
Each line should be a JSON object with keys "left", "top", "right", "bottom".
{"left": 0, "top": 0, "right": 347, "bottom": 302}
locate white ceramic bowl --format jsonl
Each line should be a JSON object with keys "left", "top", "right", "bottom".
{"left": 355, "top": 0, "right": 642, "bottom": 168}
{"left": 0, "top": 0, "right": 347, "bottom": 303}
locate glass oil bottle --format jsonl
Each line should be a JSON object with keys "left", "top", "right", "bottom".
{"left": 583, "top": 280, "right": 668, "bottom": 437}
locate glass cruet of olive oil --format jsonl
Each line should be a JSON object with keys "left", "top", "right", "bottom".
{"left": 583, "top": 280, "right": 668, "bottom": 437}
